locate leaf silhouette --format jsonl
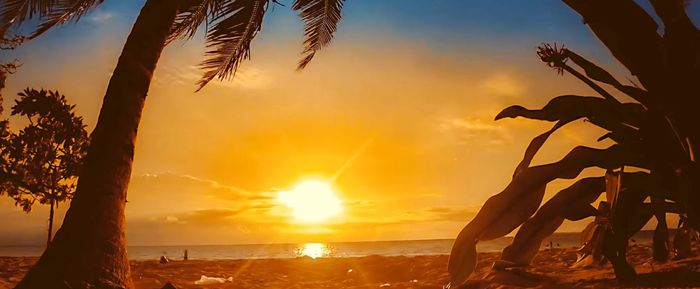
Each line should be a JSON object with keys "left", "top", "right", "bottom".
{"left": 500, "top": 177, "right": 604, "bottom": 266}
{"left": 511, "top": 121, "right": 568, "bottom": 178}
{"left": 648, "top": 0, "right": 700, "bottom": 91}
{"left": 197, "top": 0, "right": 270, "bottom": 90}
{"left": 496, "top": 95, "right": 646, "bottom": 178}
{"left": 293, "top": 0, "right": 344, "bottom": 69}
{"left": 499, "top": 171, "right": 662, "bottom": 268}
{"left": 496, "top": 95, "right": 646, "bottom": 134}
{"left": 448, "top": 145, "right": 646, "bottom": 285}
{"left": 0, "top": 0, "right": 60, "bottom": 37}
{"left": 573, "top": 203, "right": 610, "bottom": 269}
{"left": 31, "top": 0, "right": 105, "bottom": 39}
{"left": 562, "top": 0, "right": 666, "bottom": 92}
{"left": 564, "top": 49, "right": 650, "bottom": 105}
{"left": 168, "top": 0, "right": 223, "bottom": 43}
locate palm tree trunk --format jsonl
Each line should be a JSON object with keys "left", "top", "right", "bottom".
{"left": 47, "top": 198, "right": 54, "bottom": 247}
{"left": 14, "top": 0, "right": 179, "bottom": 288}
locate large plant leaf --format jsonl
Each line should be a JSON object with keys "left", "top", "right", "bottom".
{"left": 500, "top": 177, "right": 604, "bottom": 266}
{"left": 447, "top": 145, "right": 645, "bottom": 286}
{"left": 573, "top": 204, "right": 609, "bottom": 269}
{"left": 496, "top": 95, "right": 645, "bottom": 179}
{"left": 648, "top": 0, "right": 700, "bottom": 93}
{"left": 564, "top": 49, "right": 651, "bottom": 106}
{"left": 499, "top": 171, "right": 661, "bottom": 268}
{"left": 496, "top": 95, "right": 646, "bottom": 133}
{"left": 292, "top": 0, "right": 344, "bottom": 69}
{"left": 610, "top": 172, "right": 667, "bottom": 237}
{"left": 562, "top": 0, "right": 666, "bottom": 93}
{"left": 511, "top": 121, "right": 567, "bottom": 178}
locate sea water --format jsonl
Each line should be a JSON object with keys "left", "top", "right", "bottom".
{"left": 0, "top": 231, "right": 655, "bottom": 260}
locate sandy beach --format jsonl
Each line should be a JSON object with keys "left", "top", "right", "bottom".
{"left": 1, "top": 244, "right": 699, "bottom": 289}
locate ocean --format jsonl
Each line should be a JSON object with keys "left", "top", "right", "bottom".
{"left": 0, "top": 231, "right": 656, "bottom": 260}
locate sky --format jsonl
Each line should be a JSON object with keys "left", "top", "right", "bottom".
{"left": 1, "top": 0, "right": 698, "bottom": 246}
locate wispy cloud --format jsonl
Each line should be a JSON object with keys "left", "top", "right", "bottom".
{"left": 154, "top": 63, "right": 271, "bottom": 91}
{"left": 135, "top": 172, "right": 267, "bottom": 200}
{"left": 438, "top": 117, "right": 513, "bottom": 146}
{"left": 87, "top": 12, "right": 113, "bottom": 23}
{"left": 479, "top": 73, "right": 525, "bottom": 98}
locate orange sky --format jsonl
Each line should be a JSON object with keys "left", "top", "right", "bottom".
{"left": 0, "top": 0, "right": 680, "bottom": 245}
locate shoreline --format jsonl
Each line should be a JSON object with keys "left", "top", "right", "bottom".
{"left": 2, "top": 244, "right": 699, "bottom": 288}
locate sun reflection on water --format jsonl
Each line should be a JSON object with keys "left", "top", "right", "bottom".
{"left": 296, "top": 243, "right": 332, "bottom": 259}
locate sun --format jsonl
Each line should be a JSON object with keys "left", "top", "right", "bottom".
{"left": 278, "top": 180, "right": 343, "bottom": 223}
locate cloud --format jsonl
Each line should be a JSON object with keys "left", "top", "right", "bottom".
{"left": 438, "top": 117, "right": 513, "bottom": 146}
{"left": 154, "top": 63, "right": 271, "bottom": 90}
{"left": 125, "top": 172, "right": 276, "bottom": 223}
{"left": 423, "top": 207, "right": 479, "bottom": 222}
{"left": 337, "top": 205, "right": 480, "bottom": 229}
{"left": 132, "top": 172, "right": 267, "bottom": 201}
{"left": 87, "top": 12, "right": 113, "bottom": 23}
{"left": 166, "top": 208, "right": 243, "bottom": 224}
{"left": 480, "top": 73, "right": 525, "bottom": 98}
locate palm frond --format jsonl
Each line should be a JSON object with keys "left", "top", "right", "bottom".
{"left": 197, "top": 0, "right": 269, "bottom": 90}
{"left": 168, "top": 0, "right": 223, "bottom": 43}
{"left": 0, "top": 0, "right": 56, "bottom": 37}
{"left": 292, "top": 0, "right": 343, "bottom": 70}
{"left": 30, "top": 0, "right": 104, "bottom": 39}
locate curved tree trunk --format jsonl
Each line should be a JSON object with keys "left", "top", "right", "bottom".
{"left": 15, "top": 0, "right": 179, "bottom": 288}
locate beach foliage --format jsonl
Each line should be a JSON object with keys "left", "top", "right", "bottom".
{"left": 0, "top": 88, "right": 88, "bottom": 245}
{"left": 0, "top": 35, "right": 24, "bottom": 99}
{"left": 449, "top": 0, "right": 700, "bottom": 286}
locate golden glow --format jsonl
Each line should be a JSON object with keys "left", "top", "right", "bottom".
{"left": 278, "top": 180, "right": 343, "bottom": 223}
{"left": 297, "top": 243, "right": 331, "bottom": 259}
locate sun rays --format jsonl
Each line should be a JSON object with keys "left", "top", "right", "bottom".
{"left": 277, "top": 180, "right": 343, "bottom": 223}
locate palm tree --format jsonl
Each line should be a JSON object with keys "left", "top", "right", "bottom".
{"left": 0, "top": 0, "right": 345, "bottom": 288}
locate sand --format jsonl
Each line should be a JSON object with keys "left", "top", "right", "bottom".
{"left": 2, "top": 244, "right": 700, "bottom": 289}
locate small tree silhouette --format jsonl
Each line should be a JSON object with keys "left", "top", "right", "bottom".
{"left": 0, "top": 35, "right": 24, "bottom": 97}
{"left": 0, "top": 88, "right": 88, "bottom": 246}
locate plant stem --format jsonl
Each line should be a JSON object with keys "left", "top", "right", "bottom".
{"left": 561, "top": 64, "right": 621, "bottom": 105}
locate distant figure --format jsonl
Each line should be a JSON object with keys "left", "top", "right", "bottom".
{"left": 184, "top": 249, "right": 189, "bottom": 261}
{"left": 159, "top": 255, "right": 170, "bottom": 264}
{"left": 556, "top": 243, "right": 560, "bottom": 248}
{"left": 549, "top": 241, "right": 554, "bottom": 251}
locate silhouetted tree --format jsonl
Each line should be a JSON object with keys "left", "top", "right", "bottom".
{"left": 0, "top": 35, "right": 24, "bottom": 98}
{"left": 0, "top": 1, "right": 345, "bottom": 288}
{"left": 0, "top": 88, "right": 88, "bottom": 246}
{"left": 448, "top": 0, "right": 699, "bottom": 287}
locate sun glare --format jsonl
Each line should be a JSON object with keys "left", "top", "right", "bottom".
{"left": 278, "top": 180, "right": 343, "bottom": 222}
{"left": 297, "top": 243, "right": 331, "bottom": 259}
